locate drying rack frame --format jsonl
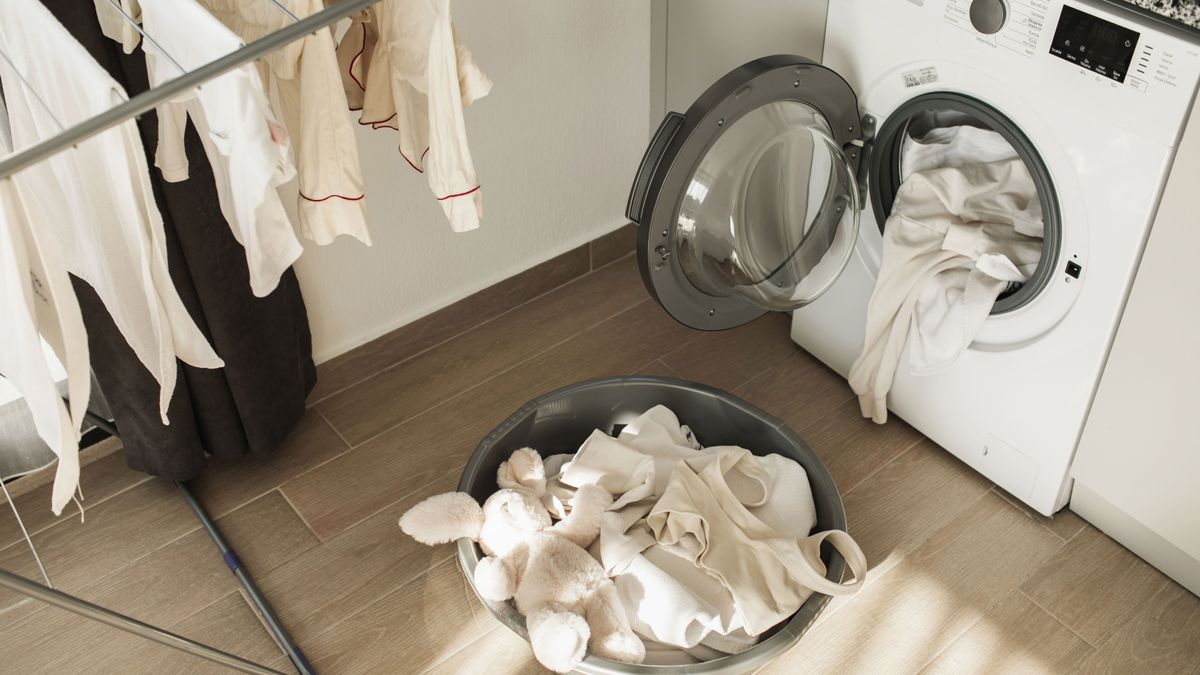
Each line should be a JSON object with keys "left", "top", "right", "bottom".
{"left": 0, "top": 0, "right": 377, "bottom": 181}
{"left": 0, "top": 1, "right": 386, "bottom": 672}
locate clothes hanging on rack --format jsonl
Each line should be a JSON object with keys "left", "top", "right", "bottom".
{"left": 197, "top": 0, "right": 371, "bottom": 246}
{"left": 37, "top": 0, "right": 316, "bottom": 482}
{"left": 336, "top": 0, "right": 491, "bottom": 232}
{"left": 97, "top": 0, "right": 371, "bottom": 248}
{"left": 94, "top": 0, "right": 144, "bottom": 54}
{"left": 0, "top": 0, "right": 225, "bottom": 428}
{"left": 140, "top": 0, "right": 304, "bottom": 298}
{"left": 0, "top": 176, "right": 90, "bottom": 514}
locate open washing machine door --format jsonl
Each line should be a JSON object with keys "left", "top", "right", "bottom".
{"left": 627, "top": 55, "right": 863, "bottom": 331}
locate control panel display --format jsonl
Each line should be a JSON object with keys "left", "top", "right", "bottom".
{"left": 1049, "top": 5, "right": 1139, "bottom": 82}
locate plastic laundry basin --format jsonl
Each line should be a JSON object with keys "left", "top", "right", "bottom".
{"left": 456, "top": 376, "right": 848, "bottom": 674}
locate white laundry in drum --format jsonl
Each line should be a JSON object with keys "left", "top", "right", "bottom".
{"left": 849, "top": 124, "right": 1046, "bottom": 423}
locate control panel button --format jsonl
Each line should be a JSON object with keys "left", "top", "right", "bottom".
{"left": 970, "top": 0, "right": 1007, "bottom": 35}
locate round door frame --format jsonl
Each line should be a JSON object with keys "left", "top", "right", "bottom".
{"left": 628, "top": 55, "right": 863, "bottom": 331}
{"left": 866, "top": 92, "right": 1062, "bottom": 315}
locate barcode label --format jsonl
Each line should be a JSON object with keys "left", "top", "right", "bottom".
{"left": 902, "top": 67, "right": 939, "bottom": 88}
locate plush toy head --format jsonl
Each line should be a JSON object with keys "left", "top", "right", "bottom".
{"left": 399, "top": 447, "right": 646, "bottom": 672}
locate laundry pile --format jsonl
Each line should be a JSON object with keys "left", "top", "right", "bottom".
{"left": 850, "top": 117, "right": 1045, "bottom": 423}
{"left": 399, "top": 406, "right": 867, "bottom": 671}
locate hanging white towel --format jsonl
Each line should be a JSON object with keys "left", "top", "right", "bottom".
{"left": 849, "top": 140, "right": 1044, "bottom": 422}
{"left": 0, "top": 0, "right": 225, "bottom": 428}
{"left": 137, "top": 0, "right": 303, "bottom": 297}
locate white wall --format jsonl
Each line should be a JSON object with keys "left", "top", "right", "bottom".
{"left": 291, "top": 1, "right": 651, "bottom": 362}
{"left": 659, "top": 0, "right": 827, "bottom": 114}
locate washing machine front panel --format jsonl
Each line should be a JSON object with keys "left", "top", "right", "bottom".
{"left": 796, "top": 0, "right": 1200, "bottom": 514}
{"left": 627, "top": 56, "right": 864, "bottom": 331}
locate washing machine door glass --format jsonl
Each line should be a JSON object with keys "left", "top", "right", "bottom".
{"left": 627, "top": 56, "right": 863, "bottom": 330}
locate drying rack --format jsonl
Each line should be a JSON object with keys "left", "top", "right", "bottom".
{"left": 0, "top": 1, "right": 385, "bottom": 673}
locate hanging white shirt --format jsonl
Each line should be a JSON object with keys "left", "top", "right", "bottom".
{"left": 93, "top": 0, "right": 143, "bottom": 54}
{"left": 336, "top": 0, "right": 492, "bottom": 231}
{"left": 0, "top": 177, "right": 91, "bottom": 515}
{"left": 198, "top": 0, "right": 372, "bottom": 246}
{"left": 0, "top": 0, "right": 224, "bottom": 427}
{"left": 136, "top": 0, "right": 303, "bottom": 297}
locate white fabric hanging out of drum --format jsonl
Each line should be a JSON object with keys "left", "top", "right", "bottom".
{"left": 849, "top": 122, "right": 1045, "bottom": 423}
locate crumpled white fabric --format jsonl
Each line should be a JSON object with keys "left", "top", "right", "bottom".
{"left": 647, "top": 447, "right": 864, "bottom": 636}
{"left": 549, "top": 406, "right": 863, "bottom": 655}
{"left": 849, "top": 125, "right": 1045, "bottom": 422}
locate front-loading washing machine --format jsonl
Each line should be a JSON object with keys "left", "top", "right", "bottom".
{"left": 626, "top": 0, "right": 1200, "bottom": 515}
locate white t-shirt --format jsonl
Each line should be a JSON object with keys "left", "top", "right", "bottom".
{"left": 337, "top": 0, "right": 492, "bottom": 232}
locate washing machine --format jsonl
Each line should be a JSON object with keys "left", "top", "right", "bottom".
{"left": 626, "top": 0, "right": 1200, "bottom": 516}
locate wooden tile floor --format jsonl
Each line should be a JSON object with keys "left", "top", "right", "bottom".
{"left": 2, "top": 253, "right": 1198, "bottom": 674}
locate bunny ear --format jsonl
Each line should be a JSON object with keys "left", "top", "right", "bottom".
{"left": 497, "top": 447, "right": 546, "bottom": 496}
{"left": 399, "top": 492, "right": 484, "bottom": 545}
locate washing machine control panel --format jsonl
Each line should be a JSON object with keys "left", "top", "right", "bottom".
{"left": 1048, "top": 5, "right": 1139, "bottom": 82}
{"left": 943, "top": 0, "right": 1048, "bottom": 59}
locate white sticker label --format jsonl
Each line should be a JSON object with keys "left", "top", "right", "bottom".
{"left": 901, "top": 66, "right": 939, "bottom": 88}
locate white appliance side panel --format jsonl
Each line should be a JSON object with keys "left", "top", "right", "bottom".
{"left": 663, "top": 0, "right": 827, "bottom": 113}
{"left": 1072, "top": 100, "right": 1200, "bottom": 567}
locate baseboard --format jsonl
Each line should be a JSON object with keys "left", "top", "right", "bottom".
{"left": 308, "top": 224, "right": 638, "bottom": 404}
{"left": 1071, "top": 482, "right": 1200, "bottom": 598}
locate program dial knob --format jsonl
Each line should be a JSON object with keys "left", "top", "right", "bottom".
{"left": 969, "top": 0, "right": 1008, "bottom": 35}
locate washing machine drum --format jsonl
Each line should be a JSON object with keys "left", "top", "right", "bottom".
{"left": 628, "top": 55, "right": 865, "bottom": 330}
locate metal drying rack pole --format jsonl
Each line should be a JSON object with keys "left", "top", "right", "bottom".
{"left": 0, "top": 569, "right": 285, "bottom": 675}
{"left": 0, "top": 1, "right": 387, "bottom": 671}
{"left": 88, "top": 412, "right": 316, "bottom": 674}
{"left": 0, "top": 0, "right": 377, "bottom": 180}
{"left": 0, "top": 408, "right": 303, "bottom": 673}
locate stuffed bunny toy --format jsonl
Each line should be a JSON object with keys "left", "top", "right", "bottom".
{"left": 399, "top": 447, "right": 646, "bottom": 673}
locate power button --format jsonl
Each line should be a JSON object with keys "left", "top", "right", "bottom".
{"left": 970, "top": 0, "right": 1008, "bottom": 35}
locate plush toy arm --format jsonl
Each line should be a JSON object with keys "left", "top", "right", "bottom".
{"left": 549, "top": 483, "right": 612, "bottom": 549}
{"left": 398, "top": 492, "right": 484, "bottom": 545}
{"left": 496, "top": 447, "right": 546, "bottom": 496}
{"left": 473, "top": 553, "right": 517, "bottom": 602}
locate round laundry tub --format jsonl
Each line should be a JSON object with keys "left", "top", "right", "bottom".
{"left": 456, "top": 376, "right": 848, "bottom": 674}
